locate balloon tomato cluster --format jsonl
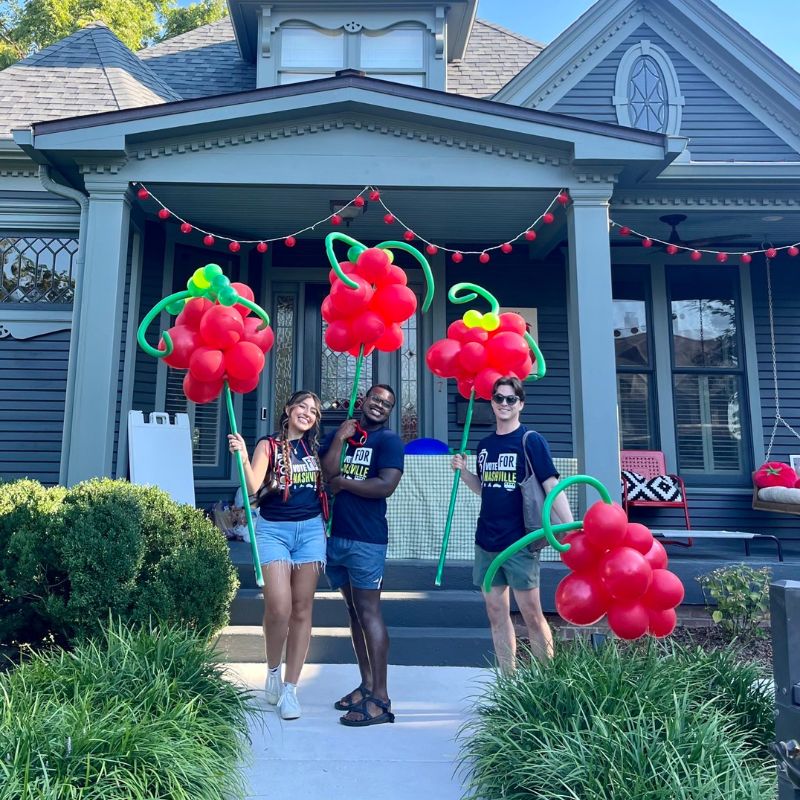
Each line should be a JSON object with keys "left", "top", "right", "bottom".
{"left": 154, "top": 266, "right": 274, "bottom": 404}
{"left": 555, "top": 501, "right": 685, "bottom": 639}
{"left": 322, "top": 246, "right": 419, "bottom": 356}
{"left": 426, "top": 308, "right": 535, "bottom": 400}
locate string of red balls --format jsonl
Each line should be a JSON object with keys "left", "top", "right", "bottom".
{"left": 133, "top": 182, "right": 569, "bottom": 264}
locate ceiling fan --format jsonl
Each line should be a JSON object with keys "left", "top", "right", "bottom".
{"left": 616, "top": 214, "right": 752, "bottom": 248}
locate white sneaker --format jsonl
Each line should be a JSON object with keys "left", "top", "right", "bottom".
{"left": 265, "top": 668, "right": 282, "bottom": 705}
{"left": 278, "top": 684, "right": 301, "bottom": 720}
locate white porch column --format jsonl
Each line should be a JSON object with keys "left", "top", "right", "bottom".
{"left": 63, "top": 179, "right": 131, "bottom": 485}
{"left": 566, "top": 184, "right": 620, "bottom": 510}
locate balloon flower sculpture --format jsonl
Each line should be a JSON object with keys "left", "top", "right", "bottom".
{"left": 483, "top": 475, "right": 685, "bottom": 639}
{"left": 321, "top": 232, "right": 435, "bottom": 529}
{"left": 426, "top": 283, "right": 545, "bottom": 585}
{"left": 137, "top": 263, "right": 275, "bottom": 586}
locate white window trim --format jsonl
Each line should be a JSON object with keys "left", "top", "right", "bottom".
{"left": 613, "top": 40, "right": 685, "bottom": 136}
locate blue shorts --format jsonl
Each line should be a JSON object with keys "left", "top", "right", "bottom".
{"left": 326, "top": 536, "right": 387, "bottom": 591}
{"left": 255, "top": 514, "right": 326, "bottom": 567}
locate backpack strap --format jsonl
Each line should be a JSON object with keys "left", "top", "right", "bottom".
{"left": 521, "top": 430, "right": 534, "bottom": 481}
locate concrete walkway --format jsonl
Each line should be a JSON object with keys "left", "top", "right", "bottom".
{"left": 227, "top": 662, "right": 492, "bottom": 800}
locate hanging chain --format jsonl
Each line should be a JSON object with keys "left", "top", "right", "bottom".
{"left": 764, "top": 252, "right": 800, "bottom": 460}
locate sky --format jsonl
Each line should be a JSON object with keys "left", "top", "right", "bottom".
{"left": 475, "top": 0, "right": 800, "bottom": 72}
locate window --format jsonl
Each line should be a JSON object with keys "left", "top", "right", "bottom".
{"left": 0, "top": 235, "right": 77, "bottom": 304}
{"left": 668, "top": 268, "right": 748, "bottom": 480}
{"left": 613, "top": 268, "right": 657, "bottom": 450}
{"left": 614, "top": 41, "right": 684, "bottom": 135}
{"left": 278, "top": 26, "right": 344, "bottom": 84}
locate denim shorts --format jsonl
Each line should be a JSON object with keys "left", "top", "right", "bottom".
{"left": 255, "top": 514, "right": 326, "bottom": 567}
{"left": 473, "top": 544, "right": 540, "bottom": 591}
{"left": 326, "top": 536, "right": 388, "bottom": 591}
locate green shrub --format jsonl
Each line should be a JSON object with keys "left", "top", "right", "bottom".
{"left": 460, "top": 639, "right": 775, "bottom": 800}
{"left": 0, "top": 619, "right": 257, "bottom": 800}
{"left": 697, "top": 564, "right": 771, "bottom": 639}
{"left": 0, "top": 478, "right": 238, "bottom": 650}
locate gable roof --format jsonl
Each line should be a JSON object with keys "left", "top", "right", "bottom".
{"left": 0, "top": 22, "right": 181, "bottom": 139}
{"left": 447, "top": 19, "right": 543, "bottom": 98}
{"left": 138, "top": 17, "right": 542, "bottom": 101}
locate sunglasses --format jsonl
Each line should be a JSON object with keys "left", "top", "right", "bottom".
{"left": 492, "top": 394, "right": 520, "bottom": 406}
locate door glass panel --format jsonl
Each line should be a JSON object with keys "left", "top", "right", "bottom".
{"left": 320, "top": 318, "right": 373, "bottom": 413}
{"left": 399, "top": 312, "right": 418, "bottom": 441}
{"left": 272, "top": 294, "right": 296, "bottom": 424}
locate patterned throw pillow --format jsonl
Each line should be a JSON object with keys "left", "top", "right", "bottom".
{"left": 622, "top": 470, "right": 683, "bottom": 502}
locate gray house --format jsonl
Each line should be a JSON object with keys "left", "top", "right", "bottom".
{"left": 2, "top": 0, "right": 799, "bottom": 545}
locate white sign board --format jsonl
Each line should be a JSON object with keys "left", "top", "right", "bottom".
{"left": 128, "top": 411, "right": 195, "bottom": 506}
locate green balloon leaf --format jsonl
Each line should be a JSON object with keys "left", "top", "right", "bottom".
{"left": 203, "top": 263, "right": 223, "bottom": 280}
{"left": 166, "top": 299, "right": 185, "bottom": 316}
{"left": 347, "top": 244, "right": 366, "bottom": 263}
{"left": 218, "top": 286, "right": 238, "bottom": 306}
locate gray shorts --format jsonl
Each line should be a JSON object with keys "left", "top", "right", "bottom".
{"left": 326, "top": 536, "right": 388, "bottom": 591}
{"left": 473, "top": 544, "right": 541, "bottom": 591}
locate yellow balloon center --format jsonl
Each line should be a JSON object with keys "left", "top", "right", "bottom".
{"left": 382, "top": 248, "right": 395, "bottom": 264}
{"left": 480, "top": 312, "right": 500, "bottom": 331}
{"left": 192, "top": 268, "right": 211, "bottom": 289}
{"left": 463, "top": 309, "right": 483, "bottom": 328}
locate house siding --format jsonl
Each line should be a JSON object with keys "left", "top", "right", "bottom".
{"left": 445, "top": 257, "right": 573, "bottom": 456}
{"left": 550, "top": 24, "right": 800, "bottom": 162}
{"left": 0, "top": 328, "right": 70, "bottom": 485}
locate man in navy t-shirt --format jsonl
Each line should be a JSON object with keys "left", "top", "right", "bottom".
{"left": 319, "top": 384, "right": 404, "bottom": 726}
{"left": 452, "top": 376, "right": 573, "bottom": 672}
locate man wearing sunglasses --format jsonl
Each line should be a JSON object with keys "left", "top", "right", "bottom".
{"left": 452, "top": 376, "right": 572, "bottom": 671}
{"left": 320, "top": 384, "right": 404, "bottom": 726}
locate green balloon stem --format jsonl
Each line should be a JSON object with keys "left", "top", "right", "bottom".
{"left": 435, "top": 388, "right": 475, "bottom": 587}
{"left": 374, "top": 240, "right": 435, "bottom": 313}
{"left": 235, "top": 297, "right": 270, "bottom": 328}
{"left": 136, "top": 290, "right": 191, "bottom": 358}
{"left": 325, "top": 344, "right": 366, "bottom": 538}
{"left": 224, "top": 383, "right": 263, "bottom": 588}
{"left": 481, "top": 474, "right": 614, "bottom": 593}
{"left": 524, "top": 332, "right": 547, "bottom": 381}
{"left": 325, "top": 232, "right": 362, "bottom": 289}
{"left": 447, "top": 282, "right": 500, "bottom": 316}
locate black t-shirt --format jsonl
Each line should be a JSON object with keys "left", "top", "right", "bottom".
{"left": 258, "top": 436, "right": 323, "bottom": 522}
{"left": 319, "top": 426, "right": 405, "bottom": 545}
{"left": 475, "top": 425, "right": 558, "bottom": 552}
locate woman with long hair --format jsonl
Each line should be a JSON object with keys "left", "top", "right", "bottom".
{"left": 228, "top": 390, "right": 326, "bottom": 720}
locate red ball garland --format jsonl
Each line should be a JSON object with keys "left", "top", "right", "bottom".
{"left": 383, "top": 213, "right": 395, "bottom": 224}
{"left": 137, "top": 188, "right": 149, "bottom": 200}
{"left": 203, "top": 234, "right": 215, "bottom": 247}
{"left": 256, "top": 242, "right": 268, "bottom": 253}
{"left": 228, "top": 241, "right": 241, "bottom": 253}
{"left": 285, "top": 236, "right": 297, "bottom": 247}
{"left": 479, "top": 252, "right": 490, "bottom": 263}
{"left": 451, "top": 252, "right": 463, "bottom": 263}
{"left": 180, "top": 222, "right": 192, "bottom": 234}
{"left": 157, "top": 208, "right": 170, "bottom": 220}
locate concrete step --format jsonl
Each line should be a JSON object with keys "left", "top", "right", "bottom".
{"left": 215, "top": 625, "right": 495, "bottom": 667}
{"left": 230, "top": 589, "right": 490, "bottom": 628}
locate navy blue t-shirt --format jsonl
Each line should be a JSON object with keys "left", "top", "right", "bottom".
{"left": 258, "top": 436, "right": 322, "bottom": 522}
{"left": 319, "top": 426, "right": 405, "bottom": 545}
{"left": 475, "top": 425, "right": 558, "bottom": 552}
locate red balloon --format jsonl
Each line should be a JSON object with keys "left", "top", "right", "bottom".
{"left": 456, "top": 376, "right": 474, "bottom": 399}
{"left": 511, "top": 354, "right": 533, "bottom": 380}
{"left": 560, "top": 531, "right": 600, "bottom": 573}
{"left": 348, "top": 342, "right": 375, "bottom": 357}
{"left": 425, "top": 339, "right": 461, "bottom": 377}
{"left": 227, "top": 372, "right": 260, "bottom": 394}
{"left": 462, "top": 327, "right": 489, "bottom": 345}
{"left": 321, "top": 295, "right": 345, "bottom": 323}
{"left": 230, "top": 282, "right": 255, "bottom": 318}
{"left": 375, "top": 264, "right": 408, "bottom": 287}
{"left": 371, "top": 284, "right": 417, "bottom": 323}
{"left": 643, "top": 569, "right": 684, "bottom": 611}
{"left": 486, "top": 331, "right": 529, "bottom": 371}
{"left": 555, "top": 572, "right": 609, "bottom": 626}
{"left": 199, "top": 305, "right": 244, "bottom": 350}
{"left": 356, "top": 248, "right": 391, "bottom": 283}
{"left": 324, "top": 319, "right": 355, "bottom": 352}
{"left": 225, "top": 341, "right": 265, "bottom": 381}
{"left": 328, "top": 261, "right": 357, "bottom": 285}
{"left": 497, "top": 312, "right": 528, "bottom": 336}
{"left": 175, "top": 297, "right": 213, "bottom": 330}
{"left": 582, "top": 501, "right": 628, "bottom": 552}
{"left": 643, "top": 538, "right": 668, "bottom": 570}
{"left": 183, "top": 373, "right": 223, "bottom": 404}
{"left": 473, "top": 367, "right": 504, "bottom": 401}
{"left": 351, "top": 311, "right": 386, "bottom": 344}
{"left": 458, "top": 342, "right": 487, "bottom": 374}
{"left": 189, "top": 346, "right": 225, "bottom": 382}
{"left": 447, "top": 320, "right": 470, "bottom": 342}
{"left": 159, "top": 325, "right": 199, "bottom": 370}
{"left": 330, "top": 275, "right": 374, "bottom": 316}
{"left": 648, "top": 607, "right": 678, "bottom": 638}
{"left": 374, "top": 323, "right": 404, "bottom": 352}
{"left": 622, "top": 522, "right": 654, "bottom": 554}
{"left": 607, "top": 600, "right": 650, "bottom": 640}
{"left": 599, "top": 546, "right": 653, "bottom": 601}
{"left": 242, "top": 317, "right": 274, "bottom": 353}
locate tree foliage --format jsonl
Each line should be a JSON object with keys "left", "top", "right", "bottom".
{"left": 0, "top": 0, "right": 227, "bottom": 69}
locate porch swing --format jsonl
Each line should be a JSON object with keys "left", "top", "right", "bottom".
{"left": 751, "top": 252, "right": 800, "bottom": 515}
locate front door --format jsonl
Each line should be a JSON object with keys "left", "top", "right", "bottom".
{"left": 267, "top": 280, "right": 424, "bottom": 441}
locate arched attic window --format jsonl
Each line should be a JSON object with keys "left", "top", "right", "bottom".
{"left": 613, "top": 41, "right": 684, "bottom": 135}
